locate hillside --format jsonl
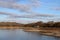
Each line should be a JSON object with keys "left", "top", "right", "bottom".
{"left": 0, "top": 21, "right": 60, "bottom": 27}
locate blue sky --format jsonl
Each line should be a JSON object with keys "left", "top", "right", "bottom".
{"left": 0, "top": 0, "right": 60, "bottom": 24}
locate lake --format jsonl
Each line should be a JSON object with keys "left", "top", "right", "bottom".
{"left": 0, "top": 29, "right": 60, "bottom": 40}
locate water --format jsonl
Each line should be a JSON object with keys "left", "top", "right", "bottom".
{"left": 0, "top": 29, "right": 60, "bottom": 40}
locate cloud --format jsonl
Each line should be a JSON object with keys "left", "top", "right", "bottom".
{"left": 3, "top": 18, "right": 40, "bottom": 24}
{"left": 0, "top": 1, "right": 54, "bottom": 19}
{"left": 0, "top": 0, "right": 41, "bottom": 13}
{"left": 52, "top": 7, "right": 60, "bottom": 10}
{"left": 29, "top": 0, "right": 41, "bottom": 8}
{"left": 0, "top": 0, "right": 20, "bottom": 2}
{"left": 0, "top": 1, "right": 31, "bottom": 12}
{"left": 0, "top": 0, "right": 58, "bottom": 23}
{"left": 0, "top": 1, "right": 54, "bottom": 18}
{"left": 0, "top": 12, "right": 55, "bottom": 19}
{"left": 0, "top": 12, "right": 57, "bottom": 24}
{"left": 0, "top": 12, "right": 18, "bottom": 16}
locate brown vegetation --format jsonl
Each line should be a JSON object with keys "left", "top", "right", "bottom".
{"left": 24, "top": 21, "right": 60, "bottom": 28}
{"left": 0, "top": 21, "right": 60, "bottom": 37}
{"left": 0, "top": 21, "right": 60, "bottom": 28}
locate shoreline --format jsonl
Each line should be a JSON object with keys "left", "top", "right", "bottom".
{"left": 23, "top": 27, "right": 60, "bottom": 37}
{"left": 0, "top": 27, "right": 60, "bottom": 37}
{"left": 24, "top": 30, "right": 60, "bottom": 37}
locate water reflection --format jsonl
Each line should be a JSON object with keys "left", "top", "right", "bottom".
{"left": 0, "top": 29, "right": 60, "bottom": 40}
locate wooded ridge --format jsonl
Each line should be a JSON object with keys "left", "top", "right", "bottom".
{"left": 0, "top": 21, "right": 60, "bottom": 27}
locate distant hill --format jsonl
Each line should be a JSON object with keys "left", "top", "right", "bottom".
{"left": 0, "top": 21, "right": 60, "bottom": 27}
{"left": 23, "top": 21, "right": 60, "bottom": 28}
{"left": 0, "top": 22, "right": 23, "bottom": 27}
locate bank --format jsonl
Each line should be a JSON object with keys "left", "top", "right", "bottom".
{"left": 23, "top": 27, "right": 60, "bottom": 37}
{"left": 0, "top": 26, "right": 60, "bottom": 37}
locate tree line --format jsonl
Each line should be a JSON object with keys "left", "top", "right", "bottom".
{"left": 0, "top": 22, "right": 23, "bottom": 27}
{"left": 24, "top": 21, "right": 60, "bottom": 28}
{"left": 0, "top": 21, "right": 60, "bottom": 28}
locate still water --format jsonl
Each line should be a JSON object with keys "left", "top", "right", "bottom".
{"left": 0, "top": 29, "right": 60, "bottom": 40}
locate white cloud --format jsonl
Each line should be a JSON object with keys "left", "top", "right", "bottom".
{"left": 29, "top": 0, "right": 41, "bottom": 8}
{"left": 0, "top": 1, "right": 31, "bottom": 12}
{"left": 0, "top": 12, "right": 58, "bottom": 23}
{"left": 0, "top": 12, "right": 55, "bottom": 19}
{"left": 0, "top": 0, "right": 41, "bottom": 13}
{"left": 52, "top": 7, "right": 60, "bottom": 11}
{"left": 0, "top": 0, "right": 20, "bottom": 2}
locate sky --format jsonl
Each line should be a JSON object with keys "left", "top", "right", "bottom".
{"left": 0, "top": 0, "right": 60, "bottom": 24}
